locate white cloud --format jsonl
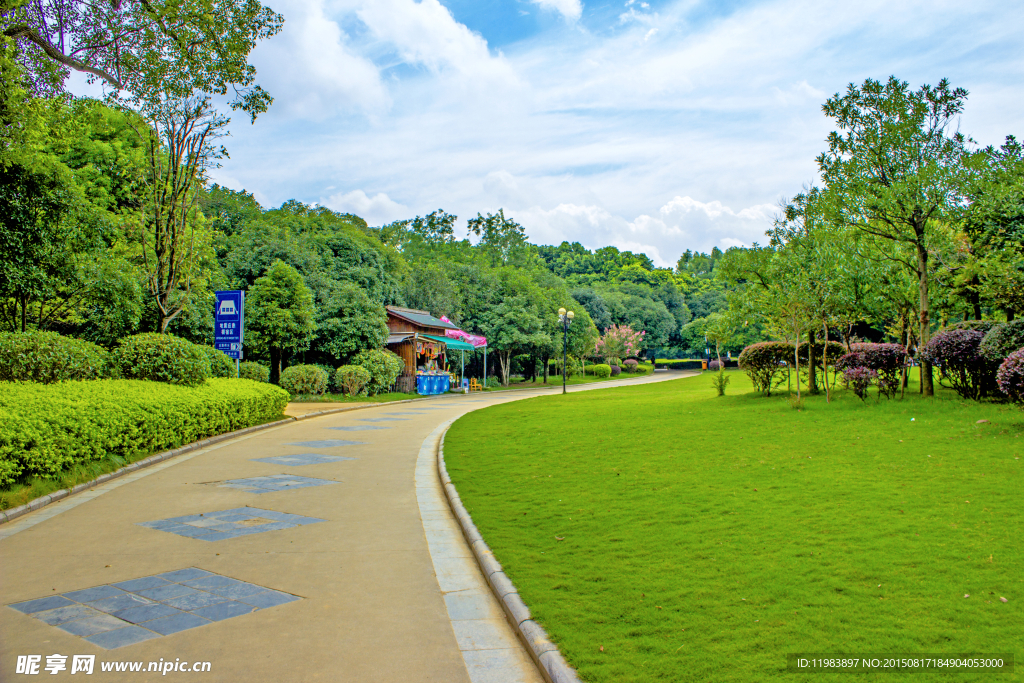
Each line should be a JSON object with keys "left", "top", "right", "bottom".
{"left": 530, "top": 0, "right": 584, "bottom": 21}
{"left": 323, "top": 190, "right": 410, "bottom": 226}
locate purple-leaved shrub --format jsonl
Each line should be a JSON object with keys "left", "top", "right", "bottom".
{"left": 843, "top": 366, "right": 876, "bottom": 401}
{"left": 996, "top": 349, "right": 1024, "bottom": 403}
{"left": 920, "top": 329, "right": 1000, "bottom": 400}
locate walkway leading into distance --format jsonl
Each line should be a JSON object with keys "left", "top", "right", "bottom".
{"left": 1, "top": 371, "right": 689, "bottom": 682}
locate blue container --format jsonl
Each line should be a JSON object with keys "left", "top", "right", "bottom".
{"left": 416, "top": 375, "right": 427, "bottom": 395}
{"left": 442, "top": 376, "right": 450, "bottom": 393}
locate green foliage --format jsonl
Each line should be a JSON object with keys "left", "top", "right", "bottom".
{"left": 738, "top": 341, "right": 791, "bottom": 395}
{"left": 711, "top": 368, "right": 731, "bottom": 396}
{"left": 0, "top": 330, "right": 109, "bottom": 382}
{"left": 313, "top": 281, "right": 388, "bottom": 362}
{"left": 334, "top": 364, "right": 371, "bottom": 396}
{"left": 199, "top": 345, "right": 235, "bottom": 378}
{"left": 0, "top": 378, "right": 288, "bottom": 488}
{"left": 592, "top": 363, "right": 611, "bottom": 378}
{"left": 980, "top": 320, "right": 1024, "bottom": 363}
{"left": 238, "top": 361, "right": 268, "bottom": 382}
{"left": 279, "top": 364, "right": 329, "bottom": 396}
{"left": 245, "top": 260, "right": 316, "bottom": 382}
{"left": 112, "top": 333, "right": 209, "bottom": 386}
{"left": 606, "top": 357, "right": 622, "bottom": 367}
{"left": 353, "top": 348, "right": 403, "bottom": 396}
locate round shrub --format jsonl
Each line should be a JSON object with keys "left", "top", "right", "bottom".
{"left": 797, "top": 340, "right": 847, "bottom": 367}
{"left": 980, "top": 320, "right": 1024, "bottom": 363}
{"left": 199, "top": 346, "right": 235, "bottom": 378}
{"left": 708, "top": 359, "right": 723, "bottom": 371}
{"left": 996, "top": 349, "right": 1024, "bottom": 403}
{"left": 949, "top": 320, "right": 999, "bottom": 334}
{"left": 848, "top": 343, "right": 907, "bottom": 398}
{"left": 610, "top": 364, "right": 621, "bottom": 376}
{"left": 623, "top": 359, "right": 639, "bottom": 373}
{"left": 843, "top": 366, "right": 877, "bottom": 401}
{"left": 112, "top": 333, "right": 210, "bottom": 387}
{"left": 279, "top": 364, "right": 329, "bottom": 395}
{"left": 920, "top": 329, "right": 998, "bottom": 400}
{"left": 239, "top": 361, "right": 269, "bottom": 382}
{"left": 335, "top": 365, "right": 371, "bottom": 396}
{"left": 738, "top": 341, "right": 792, "bottom": 395}
{"left": 593, "top": 363, "right": 611, "bottom": 378}
{"left": 353, "top": 348, "right": 404, "bottom": 396}
{"left": 0, "top": 331, "right": 110, "bottom": 383}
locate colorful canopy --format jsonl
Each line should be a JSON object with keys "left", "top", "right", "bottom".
{"left": 421, "top": 333, "right": 475, "bottom": 352}
{"left": 440, "top": 316, "right": 487, "bottom": 348}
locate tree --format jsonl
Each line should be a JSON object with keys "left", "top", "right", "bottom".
{"left": 818, "top": 76, "right": 973, "bottom": 396}
{"left": 312, "top": 281, "right": 388, "bottom": 363}
{"left": 2, "top": 0, "right": 283, "bottom": 118}
{"left": 245, "top": 260, "right": 316, "bottom": 384}
{"left": 468, "top": 209, "right": 527, "bottom": 266}
{"left": 135, "top": 96, "right": 228, "bottom": 332}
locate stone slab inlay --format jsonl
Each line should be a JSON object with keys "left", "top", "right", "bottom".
{"left": 218, "top": 474, "right": 339, "bottom": 494}
{"left": 8, "top": 569, "right": 300, "bottom": 649}
{"left": 138, "top": 507, "right": 323, "bottom": 540}
{"left": 251, "top": 454, "right": 355, "bottom": 466}
{"left": 287, "top": 439, "right": 365, "bottom": 448}
{"left": 326, "top": 426, "right": 388, "bottom": 431}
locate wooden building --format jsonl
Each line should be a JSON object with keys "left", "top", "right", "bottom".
{"left": 385, "top": 306, "right": 473, "bottom": 392}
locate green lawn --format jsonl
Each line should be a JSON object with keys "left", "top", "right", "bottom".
{"left": 443, "top": 371, "right": 1023, "bottom": 682}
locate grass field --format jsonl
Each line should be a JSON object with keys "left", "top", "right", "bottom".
{"left": 443, "top": 371, "right": 1023, "bottom": 682}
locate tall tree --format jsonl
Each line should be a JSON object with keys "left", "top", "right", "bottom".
{"left": 818, "top": 76, "right": 972, "bottom": 396}
{"left": 2, "top": 0, "right": 283, "bottom": 118}
{"left": 245, "top": 260, "right": 315, "bottom": 384}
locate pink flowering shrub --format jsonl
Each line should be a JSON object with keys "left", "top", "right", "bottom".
{"left": 595, "top": 324, "right": 645, "bottom": 361}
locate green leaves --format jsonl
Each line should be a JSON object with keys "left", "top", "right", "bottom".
{"left": 245, "top": 260, "right": 316, "bottom": 358}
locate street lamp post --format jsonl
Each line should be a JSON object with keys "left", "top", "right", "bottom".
{"left": 558, "top": 307, "right": 574, "bottom": 395}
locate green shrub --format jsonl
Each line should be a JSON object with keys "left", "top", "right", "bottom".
{"left": 334, "top": 365, "right": 371, "bottom": 396}
{"left": 239, "top": 361, "right": 269, "bottom": 382}
{"left": 112, "top": 333, "right": 210, "bottom": 387}
{"left": 353, "top": 349, "right": 404, "bottom": 396}
{"left": 0, "top": 378, "right": 288, "bottom": 488}
{"left": 486, "top": 376, "right": 501, "bottom": 388}
{"left": 593, "top": 364, "right": 611, "bottom": 378}
{"left": 280, "top": 364, "right": 329, "bottom": 395}
{"left": 0, "top": 331, "right": 110, "bottom": 383}
{"left": 980, "top": 320, "right": 1024, "bottom": 363}
{"left": 606, "top": 357, "right": 622, "bottom": 367}
{"left": 199, "top": 346, "right": 235, "bottom": 378}
{"left": 738, "top": 342, "right": 792, "bottom": 395}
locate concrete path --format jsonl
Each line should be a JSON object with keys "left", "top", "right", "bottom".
{"left": 1, "top": 372, "right": 688, "bottom": 681}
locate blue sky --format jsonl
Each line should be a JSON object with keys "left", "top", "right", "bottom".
{"left": 96, "top": 0, "right": 1024, "bottom": 266}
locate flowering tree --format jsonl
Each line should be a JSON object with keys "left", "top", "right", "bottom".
{"left": 595, "top": 324, "right": 644, "bottom": 360}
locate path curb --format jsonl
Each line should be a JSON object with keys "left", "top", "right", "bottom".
{"left": 436, "top": 428, "right": 582, "bottom": 683}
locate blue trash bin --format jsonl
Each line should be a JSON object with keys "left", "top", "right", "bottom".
{"left": 416, "top": 375, "right": 427, "bottom": 395}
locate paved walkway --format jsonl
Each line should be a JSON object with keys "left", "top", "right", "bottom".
{"left": 1, "top": 372, "right": 688, "bottom": 681}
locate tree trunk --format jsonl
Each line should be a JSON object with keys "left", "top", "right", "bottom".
{"left": 916, "top": 241, "right": 933, "bottom": 396}
{"left": 807, "top": 329, "right": 819, "bottom": 394}
{"left": 794, "top": 328, "right": 801, "bottom": 401}
{"left": 969, "top": 275, "right": 982, "bottom": 320}
{"left": 270, "top": 347, "right": 282, "bottom": 385}
{"left": 1008, "top": 309, "right": 1016, "bottom": 322}
{"left": 542, "top": 354, "right": 549, "bottom": 383}
{"left": 822, "top": 323, "right": 831, "bottom": 403}
{"left": 900, "top": 312, "right": 909, "bottom": 390}
{"left": 20, "top": 294, "right": 27, "bottom": 333}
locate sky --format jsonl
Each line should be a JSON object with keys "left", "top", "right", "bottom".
{"left": 80, "top": 0, "right": 1024, "bottom": 268}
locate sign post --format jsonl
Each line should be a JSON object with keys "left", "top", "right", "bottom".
{"left": 214, "top": 290, "right": 245, "bottom": 375}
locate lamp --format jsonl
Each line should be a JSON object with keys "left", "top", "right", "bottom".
{"left": 558, "top": 308, "right": 574, "bottom": 395}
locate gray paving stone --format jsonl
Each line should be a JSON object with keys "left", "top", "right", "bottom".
{"left": 62, "top": 585, "right": 124, "bottom": 603}
{"left": 9, "top": 595, "right": 75, "bottom": 614}
{"left": 136, "top": 584, "right": 198, "bottom": 602}
{"left": 161, "top": 591, "right": 229, "bottom": 611}
{"left": 204, "top": 582, "right": 268, "bottom": 600}
{"left": 190, "top": 600, "right": 257, "bottom": 622}
{"left": 287, "top": 439, "right": 365, "bottom": 447}
{"left": 114, "top": 603, "right": 181, "bottom": 624}
{"left": 84, "top": 626, "right": 159, "bottom": 649}
{"left": 56, "top": 613, "right": 130, "bottom": 637}
{"left": 326, "top": 426, "right": 387, "bottom": 431}
{"left": 252, "top": 454, "right": 355, "bottom": 466}
{"left": 156, "top": 568, "right": 214, "bottom": 582}
{"left": 236, "top": 590, "right": 300, "bottom": 609}
{"left": 88, "top": 593, "right": 154, "bottom": 614}
{"left": 143, "top": 612, "right": 211, "bottom": 635}
{"left": 33, "top": 604, "right": 104, "bottom": 625}
{"left": 112, "top": 577, "right": 171, "bottom": 592}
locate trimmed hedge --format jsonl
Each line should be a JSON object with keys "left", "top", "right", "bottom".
{"left": 0, "top": 331, "right": 111, "bottom": 383}
{"left": 200, "top": 346, "right": 236, "bottom": 378}
{"left": 239, "top": 361, "right": 269, "bottom": 382}
{"left": 996, "top": 349, "right": 1024, "bottom": 403}
{"left": 0, "top": 378, "right": 289, "bottom": 488}
{"left": 593, "top": 364, "right": 611, "bottom": 378}
{"left": 112, "top": 333, "right": 209, "bottom": 387}
{"left": 280, "top": 364, "right": 329, "bottom": 395}
{"left": 623, "top": 359, "right": 639, "bottom": 373}
{"left": 353, "top": 349, "right": 404, "bottom": 396}
{"left": 335, "top": 365, "right": 371, "bottom": 396}
{"left": 980, "top": 321, "right": 1024, "bottom": 363}
{"left": 738, "top": 342, "right": 792, "bottom": 395}
{"left": 920, "top": 329, "right": 999, "bottom": 400}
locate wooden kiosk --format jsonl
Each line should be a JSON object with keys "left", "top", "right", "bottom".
{"left": 385, "top": 306, "right": 473, "bottom": 394}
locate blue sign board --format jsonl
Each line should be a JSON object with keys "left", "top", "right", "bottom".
{"left": 214, "top": 290, "right": 245, "bottom": 360}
